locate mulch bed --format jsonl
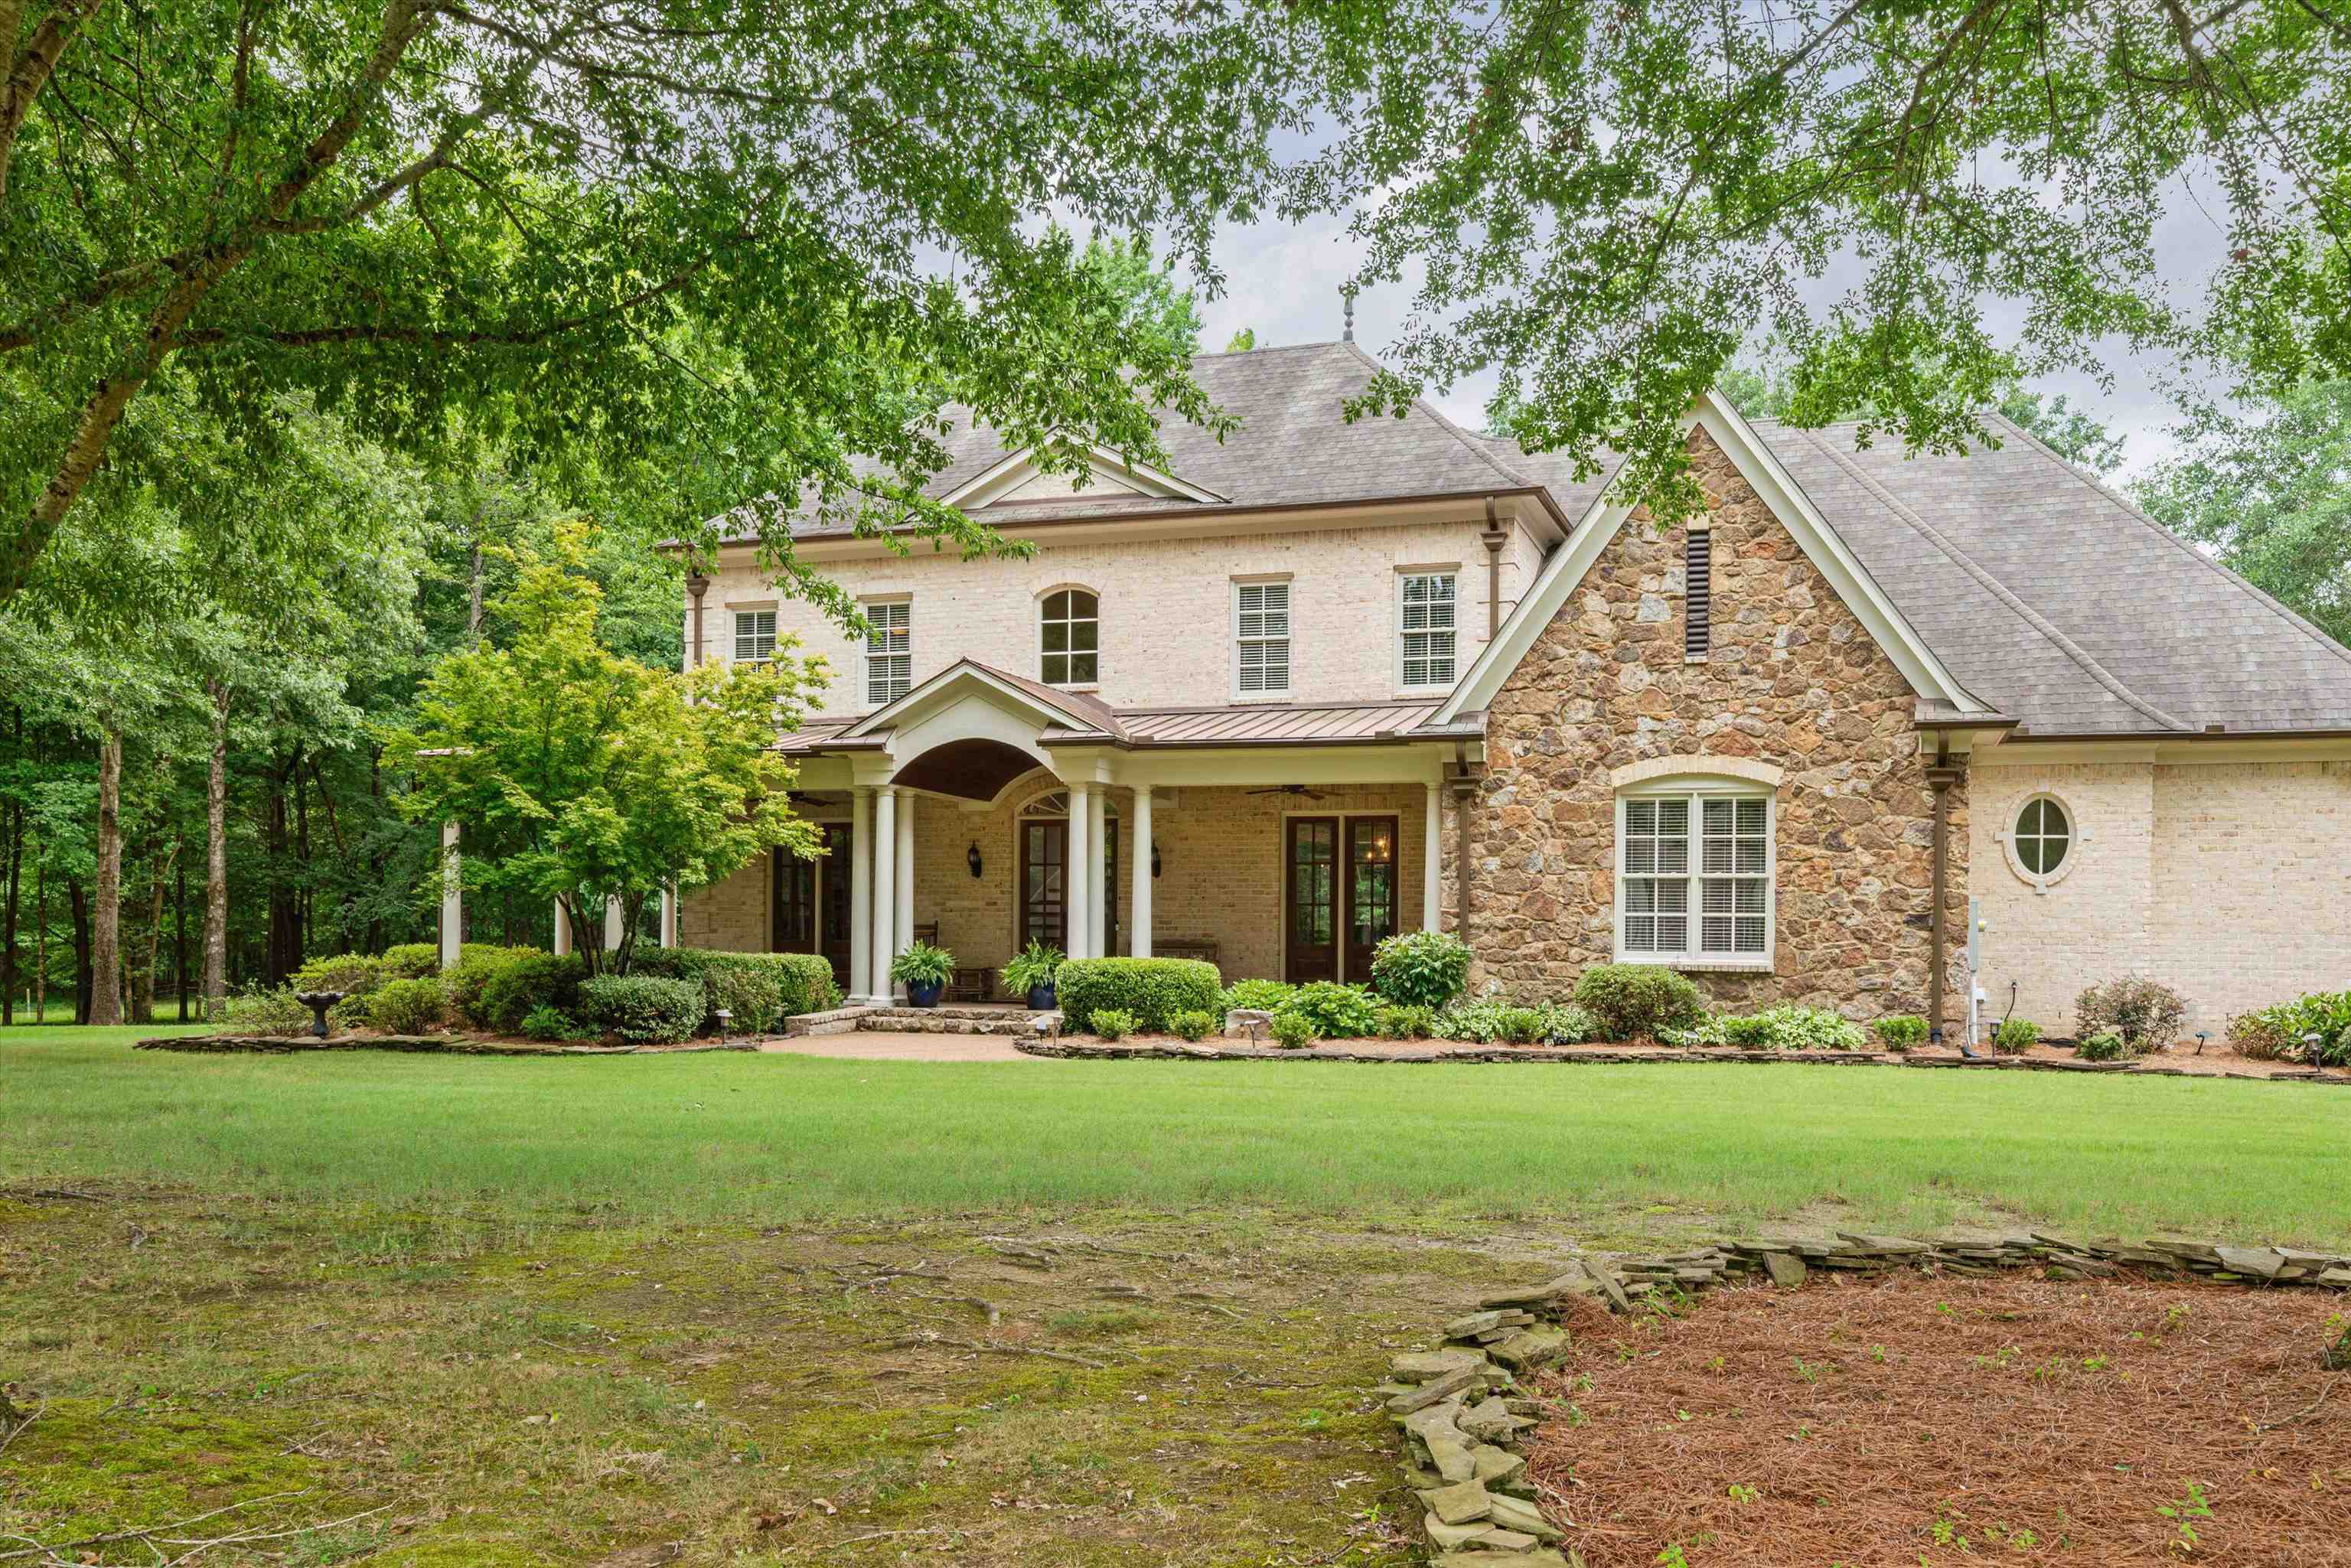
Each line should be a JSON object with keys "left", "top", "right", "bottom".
{"left": 1526, "top": 1273, "right": 2351, "bottom": 1565}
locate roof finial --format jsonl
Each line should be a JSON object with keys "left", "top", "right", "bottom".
{"left": 1342, "top": 284, "right": 1358, "bottom": 343}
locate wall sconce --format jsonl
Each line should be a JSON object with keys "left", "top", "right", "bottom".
{"left": 967, "top": 842, "right": 983, "bottom": 879}
{"left": 1151, "top": 843, "right": 1162, "bottom": 879}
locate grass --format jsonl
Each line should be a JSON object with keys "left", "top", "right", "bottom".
{"left": 5, "top": 1023, "right": 2347, "bottom": 1565}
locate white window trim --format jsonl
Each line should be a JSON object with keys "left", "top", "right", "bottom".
{"left": 731, "top": 607, "right": 778, "bottom": 666}
{"left": 1614, "top": 776, "right": 1776, "bottom": 972}
{"left": 1038, "top": 586, "right": 1102, "bottom": 689}
{"left": 1394, "top": 569, "right": 1460, "bottom": 694}
{"left": 1995, "top": 791, "right": 2085, "bottom": 895}
{"left": 1231, "top": 579, "right": 1293, "bottom": 702}
{"left": 861, "top": 598, "right": 911, "bottom": 707}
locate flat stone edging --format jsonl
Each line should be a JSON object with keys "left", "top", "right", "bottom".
{"left": 135, "top": 1034, "right": 758, "bottom": 1057}
{"left": 1017, "top": 1038, "right": 2348, "bottom": 1083}
{"left": 1381, "top": 1232, "right": 2351, "bottom": 1566}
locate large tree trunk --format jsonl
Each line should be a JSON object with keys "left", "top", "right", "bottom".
{"left": 203, "top": 680, "right": 228, "bottom": 1017}
{"left": 87, "top": 727, "right": 122, "bottom": 1026}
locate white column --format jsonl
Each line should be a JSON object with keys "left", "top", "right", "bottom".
{"left": 604, "top": 896, "right": 625, "bottom": 954}
{"left": 1423, "top": 781, "right": 1443, "bottom": 931}
{"left": 1130, "top": 785, "right": 1153, "bottom": 959}
{"left": 659, "top": 884, "right": 679, "bottom": 948}
{"left": 439, "top": 821, "right": 462, "bottom": 970}
{"left": 870, "top": 786, "right": 898, "bottom": 1001}
{"left": 1065, "top": 783, "right": 1092, "bottom": 960}
{"left": 849, "top": 787, "right": 874, "bottom": 1003}
{"left": 895, "top": 790, "right": 915, "bottom": 962}
{"left": 1087, "top": 785, "right": 1108, "bottom": 958}
{"left": 552, "top": 899, "right": 572, "bottom": 957}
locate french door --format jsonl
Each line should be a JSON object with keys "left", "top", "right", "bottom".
{"left": 1021, "top": 819, "right": 1068, "bottom": 952}
{"left": 1284, "top": 814, "right": 1398, "bottom": 984}
{"left": 774, "top": 823, "right": 856, "bottom": 994}
{"left": 817, "top": 823, "right": 853, "bottom": 989}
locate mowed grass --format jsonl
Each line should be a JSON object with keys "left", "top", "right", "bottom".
{"left": 8, "top": 1025, "right": 2349, "bottom": 1244}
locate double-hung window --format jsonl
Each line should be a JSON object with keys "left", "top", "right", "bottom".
{"left": 732, "top": 609, "right": 776, "bottom": 666}
{"left": 1617, "top": 783, "right": 1773, "bottom": 966}
{"left": 1398, "top": 572, "right": 1458, "bottom": 689}
{"left": 1234, "top": 581, "right": 1290, "bottom": 698}
{"left": 862, "top": 600, "right": 911, "bottom": 705}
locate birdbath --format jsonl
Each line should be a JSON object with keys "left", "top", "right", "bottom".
{"left": 292, "top": 990, "right": 345, "bottom": 1039}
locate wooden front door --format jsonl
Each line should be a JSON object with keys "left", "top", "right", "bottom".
{"left": 1283, "top": 817, "right": 1339, "bottom": 983}
{"left": 1344, "top": 815, "right": 1400, "bottom": 983}
{"left": 1021, "top": 818, "right": 1068, "bottom": 953}
{"left": 772, "top": 845, "right": 816, "bottom": 957}
{"left": 817, "top": 823, "right": 854, "bottom": 990}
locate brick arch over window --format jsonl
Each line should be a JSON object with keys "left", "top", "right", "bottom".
{"left": 1610, "top": 755, "right": 1785, "bottom": 792}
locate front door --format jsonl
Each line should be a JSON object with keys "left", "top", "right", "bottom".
{"left": 772, "top": 846, "right": 816, "bottom": 957}
{"left": 1021, "top": 818, "right": 1068, "bottom": 953}
{"left": 817, "top": 823, "right": 853, "bottom": 990}
{"left": 1344, "top": 815, "right": 1400, "bottom": 983}
{"left": 1283, "top": 817, "right": 1339, "bottom": 983}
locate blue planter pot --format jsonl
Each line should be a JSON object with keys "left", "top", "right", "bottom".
{"left": 1026, "top": 983, "right": 1057, "bottom": 1010}
{"left": 906, "top": 979, "right": 945, "bottom": 1009}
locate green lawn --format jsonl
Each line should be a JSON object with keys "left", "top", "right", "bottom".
{"left": 8, "top": 1024, "right": 2348, "bottom": 1244}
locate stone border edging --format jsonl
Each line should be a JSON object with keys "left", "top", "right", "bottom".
{"left": 1016, "top": 1038, "right": 2348, "bottom": 1083}
{"left": 1379, "top": 1232, "right": 2351, "bottom": 1566}
{"left": 134, "top": 1034, "right": 758, "bottom": 1057}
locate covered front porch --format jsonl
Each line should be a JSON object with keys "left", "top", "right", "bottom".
{"left": 680, "top": 661, "right": 1472, "bottom": 1003}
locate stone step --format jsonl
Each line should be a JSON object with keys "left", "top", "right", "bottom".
{"left": 782, "top": 1006, "right": 877, "bottom": 1038}
{"left": 857, "top": 1006, "right": 1058, "bottom": 1036}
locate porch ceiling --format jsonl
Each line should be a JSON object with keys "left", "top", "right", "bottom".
{"left": 889, "top": 737, "right": 1040, "bottom": 801}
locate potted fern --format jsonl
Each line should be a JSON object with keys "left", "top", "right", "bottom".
{"left": 1000, "top": 940, "right": 1065, "bottom": 1009}
{"left": 890, "top": 940, "right": 956, "bottom": 1008}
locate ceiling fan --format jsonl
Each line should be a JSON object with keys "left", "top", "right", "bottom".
{"left": 1247, "top": 784, "right": 1329, "bottom": 800}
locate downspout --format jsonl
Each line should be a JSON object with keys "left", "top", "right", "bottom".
{"left": 1925, "top": 739, "right": 1964, "bottom": 1045}
{"left": 686, "top": 558, "right": 711, "bottom": 670}
{"left": 1481, "top": 499, "right": 1507, "bottom": 641}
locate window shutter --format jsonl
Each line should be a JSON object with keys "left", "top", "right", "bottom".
{"left": 1684, "top": 529, "right": 1711, "bottom": 659}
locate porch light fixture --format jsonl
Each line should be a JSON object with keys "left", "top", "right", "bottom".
{"left": 1151, "top": 843, "right": 1162, "bottom": 879}
{"left": 967, "top": 841, "right": 983, "bottom": 879}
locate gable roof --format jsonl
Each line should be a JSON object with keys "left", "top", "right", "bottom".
{"left": 840, "top": 659, "right": 1128, "bottom": 742}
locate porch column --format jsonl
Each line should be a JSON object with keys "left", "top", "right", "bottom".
{"left": 552, "top": 899, "right": 572, "bottom": 957}
{"left": 659, "top": 883, "right": 678, "bottom": 948}
{"left": 1129, "top": 785, "right": 1153, "bottom": 959}
{"left": 604, "top": 896, "right": 625, "bottom": 954}
{"left": 1087, "top": 786, "right": 1108, "bottom": 958}
{"left": 870, "top": 785, "right": 898, "bottom": 1001}
{"left": 1422, "top": 782, "right": 1442, "bottom": 931}
{"left": 1065, "top": 783, "right": 1092, "bottom": 960}
{"left": 850, "top": 787, "right": 874, "bottom": 1003}
{"left": 894, "top": 790, "right": 915, "bottom": 963}
{"left": 439, "top": 821, "right": 462, "bottom": 971}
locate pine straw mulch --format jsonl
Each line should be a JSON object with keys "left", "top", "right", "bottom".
{"left": 1525, "top": 1273, "right": 2351, "bottom": 1566}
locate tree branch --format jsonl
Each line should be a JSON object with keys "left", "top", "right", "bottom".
{"left": 0, "top": 0, "right": 107, "bottom": 206}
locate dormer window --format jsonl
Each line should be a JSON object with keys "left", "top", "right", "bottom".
{"left": 1040, "top": 589, "right": 1099, "bottom": 686}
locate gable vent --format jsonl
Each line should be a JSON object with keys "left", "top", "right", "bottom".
{"left": 1684, "top": 527, "right": 1712, "bottom": 660}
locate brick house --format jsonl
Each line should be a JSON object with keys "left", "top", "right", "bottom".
{"left": 664, "top": 341, "right": 2351, "bottom": 1037}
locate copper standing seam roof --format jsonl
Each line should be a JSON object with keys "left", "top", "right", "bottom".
{"left": 768, "top": 699, "right": 1456, "bottom": 755}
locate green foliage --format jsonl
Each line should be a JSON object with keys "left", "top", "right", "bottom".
{"left": 1544, "top": 1003, "right": 1599, "bottom": 1045}
{"left": 889, "top": 940, "right": 957, "bottom": 990}
{"left": 703, "top": 967, "right": 786, "bottom": 1036}
{"left": 478, "top": 954, "right": 587, "bottom": 1036}
{"left": 367, "top": 977, "right": 448, "bottom": 1035}
{"left": 386, "top": 530, "right": 820, "bottom": 976}
{"left": 1374, "top": 1003, "right": 1436, "bottom": 1041}
{"left": 379, "top": 944, "right": 444, "bottom": 981}
{"left": 1218, "top": 979, "right": 1296, "bottom": 1016}
{"left": 578, "top": 975, "right": 706, "bottom": 1045}
{"left": 2229, "top": 990, "right": 2351, "bottom": 1066}
{"left": 1367, "top": 928, "right": 1472, "bottom": 1009}
{"left": 444, "top": 947, "right": 547, "bottom": 1030}
{"left": 1873, "top": 1015, "right": 1929, "bottom": 1052}
{"left": 517, "top": 1006, "right": 585, "bottom": 1043}
{"left": 1169, "top": 1009, "right": 1216, "bottom": 1042}
{"left": 2074, "top": 978, "right": 2189, "bottom": 1055}
{"left": 1224, "top": 328, "right": 1258, "bottom": 353}
{"left": 1433, "top": 999, "right": 1562, "bottom": 1045}
{"left": 289, "top": 952, "right": 389, "bottom": 999}
{"left": 1269, "top": 1012, "right": 1318, "bottom": 1051}
{"left": 634, "top": 949, "right": 839, "bottom": 1022}
{"left": 220, "top": 986, "right": 310, "bottom": 1035}
{"left": 1992, "top": 1017, "right": 2043, "bottom": 1055}
{"left": 1089, "top": 1008, "right": 1138, "bottom": 1042}
{"left": 1276, "top": 981, "right": 1380, "bottom": 1040}
{"left": 1572, "top": 964, "right": 1704, "bottom": 1042}
{"left": 1001, "top": 942, "right": 1065, "bottom": 998}
{"left": 1674, "top": 1006, "right": 1868, "bottom": 1051}
{"left": 1055, "top": 958, "right": 1222, "bottom": 1033}
{"left": 2077, "top": 1030, "right": 2128, "bottom": 1063}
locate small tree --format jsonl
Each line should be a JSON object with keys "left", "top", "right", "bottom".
{"left": 388, "top": 528, "right": 820, "bottom": 975}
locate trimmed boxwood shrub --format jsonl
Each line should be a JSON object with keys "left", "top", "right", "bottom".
{"left": 474, "top": 953, "right": 587, "bottom": 1035}
{"left": 379, "top": 943, "right": 444, "bottom": 980}
{"left": 578, "top": 974, "right": 706, "bottom": 1044}
{"left": 1374, "top": 1003, "right": 1436, "bottom": 1040}
{"left": 1169, "top": 1009, "right": 1216, "bottom": 1042}
{"left": 1090, "top": 1007, "right": 1137, "bottom": 1042}
{"left": 1991, "top": 1016, "right": 2043, "bottom": 1054}
{"left": 1368, "top": 929, "right": 1472, "bottom": 1009}
{"left": 1873, "top": 1014, "right": 1929, "bottom": 1051}
{"left": 1270, "top": 1012, "right": 1317, "bottom": 1050}
{"left": 1055, "top": 957, "right": 1221, "bottom": 1032}
{"left": 635, "top": 947, "right": 840, "bottom": 1024}
{"left": 1571, "top": 963, "right": 1704, "bottom": 1041}
{"left": 445, "top": 946, "right": 548, "bottom": 1028}
{"left": 2077, "top": 1028, "right": 2127, "bottom": 1062}
{"left": 368, "top": 976, "right": 448, "bottom": 1034}
{"left": 1277, "top": 980, "right": 1380, "bottom": 1039}
{"left": 291, "top": 951, "right": 390, "bottom": 998}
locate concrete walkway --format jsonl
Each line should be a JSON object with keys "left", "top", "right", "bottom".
{"left": 755, "top": 1031, "right": 1044, "bottom": 1063}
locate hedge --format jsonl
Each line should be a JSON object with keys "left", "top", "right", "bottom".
{"left": 579, "top": 974, "right": 706, "bottom": 1045}
{"left": 1055, "top": 957, "right": 1222, "bottom": 1033}
{"left": 477, "top": 953, "right": 587, "bottom": 1035}
{"left": 634, "top": 947, "right": 841, "bottom": 1028}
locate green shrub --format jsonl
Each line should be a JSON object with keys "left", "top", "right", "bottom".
{"left": 1991, "top": 1016, "right": 2043, "bottom": 1054}
{"left": 518, "top": 1005, "right": 585, "bottom": 1042}
{"left": 1002, "top": 941, "right": 1064, "bottom": 998}
{"left": 1218, "top": 978, "right": 1294, "bottom": 1016}
{"left": 889, "top": 940, "right": 957, "bottom": 990}
{"left": 2229, "top": 989, "right": 2351, "bottom": 1066}
{"left": 2074, "top": 976, "right": 2187, "bottom": 1055}
{"left": 379, "top": 943, "right": 443, "bottom": 980}
{"left": 578, "top": 974, "right": 706, "bottom": 1045}
{"left": 1270, "top": 1012, "right": 1317, "bottom": 1050}
{"left": 634, "top": 948, "right": 840, "bottom": 1020}
{"left": 1055, "top": 957, "right": 1222, "bottom": 1032}
{"left": 1169, "top": 1009, "right": 1215, "bottom": 1042}
{"left": 1716, "top": 1012, "right": 1779, "bottom": 1050}
{"left": 478, "top": 953, "right": 587, "bottom": 1035}
{"left": 367, "top": 976, "right": 448, "bottom": 1034}
{"left": 2077, "top": 1028, "right": 2127, "bottom": 1062}
{"left": 1374, "top": 1003, "right": 1436, "bottom": 1040}
{"left": 220, "top": 986, "right": 310, "bottom": 1034}
{"left": 444, "top": 945, "right": 546, "bottom": 1028}
{"left": 1277, "top": 981, "right": 1380, "bottom": 1039}
{"left": 1571, "top": 963, "right": 1704, "bottom": 1041}
{"left": 289, "top": 951, "right": 389, "bottom": 999}
{"left": 1368, "top": 929, "right": 1472, "bottom": 1009}
{"left": 1430, "top": 999, "right": 1556, "bottom": 1045}
{"left": 1090, "top": 1008, "right": 1137, "bottom": 1042}
{"left": 1873, "top": 1015, "right": 1929, "bottom": 1052}
{"left": 703, "top": 965, "right": 786, "bottom": 1036}
{"left": 1542, "top": 1002, "right": 1599, "bottom": 1044}
{"left": 1672, "top": 1005, "right": 1867, "bottom": 1051}
{"left": 1493, "top": 1006, "right": 1546, "bottom": 1045}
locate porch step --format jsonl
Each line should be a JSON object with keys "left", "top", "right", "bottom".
{"left": 858, "top": 1006, "right": 1058, "bottom": 1037}
{"left": 783, "top": 1006, "right": 879, "bottom": 1038}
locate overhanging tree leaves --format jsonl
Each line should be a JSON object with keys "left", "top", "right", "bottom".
{"left": 387, "top": 528, "right": 820, "bottom": 976}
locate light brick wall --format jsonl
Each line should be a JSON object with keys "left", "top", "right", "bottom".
{"left": 693, "top": 518, "right": 1535, "bottom": 716}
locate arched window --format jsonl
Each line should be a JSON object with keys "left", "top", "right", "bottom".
{"left": 1040, "top": 589, "right": 1099, "bottom": 685}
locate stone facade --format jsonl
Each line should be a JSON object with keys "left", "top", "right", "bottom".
{"left": 1462, "top": 429, "right": 1968, "bottom": 1025}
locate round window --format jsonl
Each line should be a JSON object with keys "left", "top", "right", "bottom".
{"left": 2008, "top": 796, "right": 2072, "bottom": 886}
